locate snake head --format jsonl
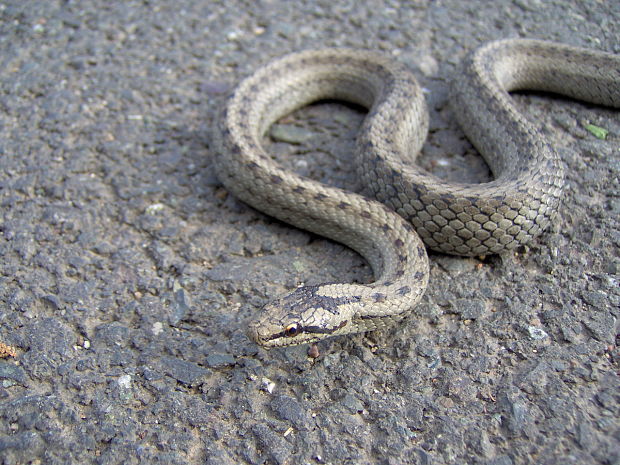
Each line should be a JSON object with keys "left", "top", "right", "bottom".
{"left": 247, "top": 285, "right": 357, "bottom": 348}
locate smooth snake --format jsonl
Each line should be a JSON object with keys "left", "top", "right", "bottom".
{"left": 213, "top": 39, "right": 620, "bottom": 348}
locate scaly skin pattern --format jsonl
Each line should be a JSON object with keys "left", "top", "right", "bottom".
{"left": 213, "top": 40, "right": 619, "bottom": 347}
{"left": 360, "top": 39, "right": 620, "bottom": 255}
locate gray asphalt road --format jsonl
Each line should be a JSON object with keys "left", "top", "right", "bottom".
{"left": 0, "top": 1, "right": 618, "bottom": 464}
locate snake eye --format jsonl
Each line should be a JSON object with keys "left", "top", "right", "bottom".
{"left": 284, "top": 323, "right": 301, "bottom": 337}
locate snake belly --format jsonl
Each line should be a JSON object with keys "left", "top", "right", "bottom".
{"left": 213, "top": 40, "right": 620, "bottom": 348}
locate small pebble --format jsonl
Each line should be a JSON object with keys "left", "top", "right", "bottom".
{"left": 308, "top": 344, "right": 320, "bottom": 359}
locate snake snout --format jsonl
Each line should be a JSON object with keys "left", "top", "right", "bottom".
{"left": 246, "top": 323, "right": 263, "bottom": 345}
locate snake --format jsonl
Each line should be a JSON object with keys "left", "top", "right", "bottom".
{"left": 212, "top": 39, "right": 620, "bottom": 348}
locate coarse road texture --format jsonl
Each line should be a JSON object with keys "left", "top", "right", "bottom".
{"left": 0, "top": 1, "right": 618, "bottom": 464}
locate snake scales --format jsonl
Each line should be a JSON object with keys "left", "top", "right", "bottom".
{"left": 213, "top": 39, "right": 620, "bottom": 348}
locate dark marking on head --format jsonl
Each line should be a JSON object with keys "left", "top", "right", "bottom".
{"left": 271, "top": 174, "right": 283, "bottom": 184}
{"left": 382, "top": 223, "right": 391, "bottom": 232}
{"left": 266, "top": 331, "right": 285, "bottom": 342}
{"left": 398, "top": 254, "right": 407, "bottom": 263}
{"left": 395, "top": 270, "right": 405, "bottom": 278}
{"left": 359, "top": 312, "right": 393, "bottom": 321}
{"left": 275, "top": 285, "right": 361, "bottom": 316}
{"left": 403, "top": 222, "right": 414, "bottom": 232}
{"left": 314, "top": 193, "right": 328, "bottom": 201}
{"left": 372, "top": 293, "right": 387, "bottom": 303}
{"left": 246, "top": 161, "right": 259, "bottom": 170}
{"left": 396, "top": 286, "right": 411, "bottom": 296}
{"left": 361, "top": 211, "right": 371, "bottom": 219}
{"left": 383, "top": 280, "right": 393, "bottom": 287}
{"left": 414, "top": 271, "right": 425, "bottom": 280}
{"left": 394, "top": 238, "right": 404, "bottom": 248}
{"left": 302, "top": 320, "right": 348, "bottom": 335}
{"left": 293, "top": 185, "right": 306, "bottom": 194}
{"left": 337, "top": 201, "right": 350, "bottom": 210}
{"left": 417, "top": 246, "right": 425, "bottom": 258}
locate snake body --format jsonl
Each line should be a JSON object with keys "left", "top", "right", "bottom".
{"left": 213, "top": 39, "right": 620, "bottom": 348}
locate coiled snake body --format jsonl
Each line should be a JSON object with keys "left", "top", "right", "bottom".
{"left": 213, "top": 39, "right": 620, "bottom": 347}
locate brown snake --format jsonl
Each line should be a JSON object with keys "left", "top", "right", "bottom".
{"left": 213, "top": 39, "right": 620, "bottom": 348}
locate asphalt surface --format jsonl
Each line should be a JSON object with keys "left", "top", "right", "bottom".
{"left": 0, "top": 1, "right": 619, "bottom": 464}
